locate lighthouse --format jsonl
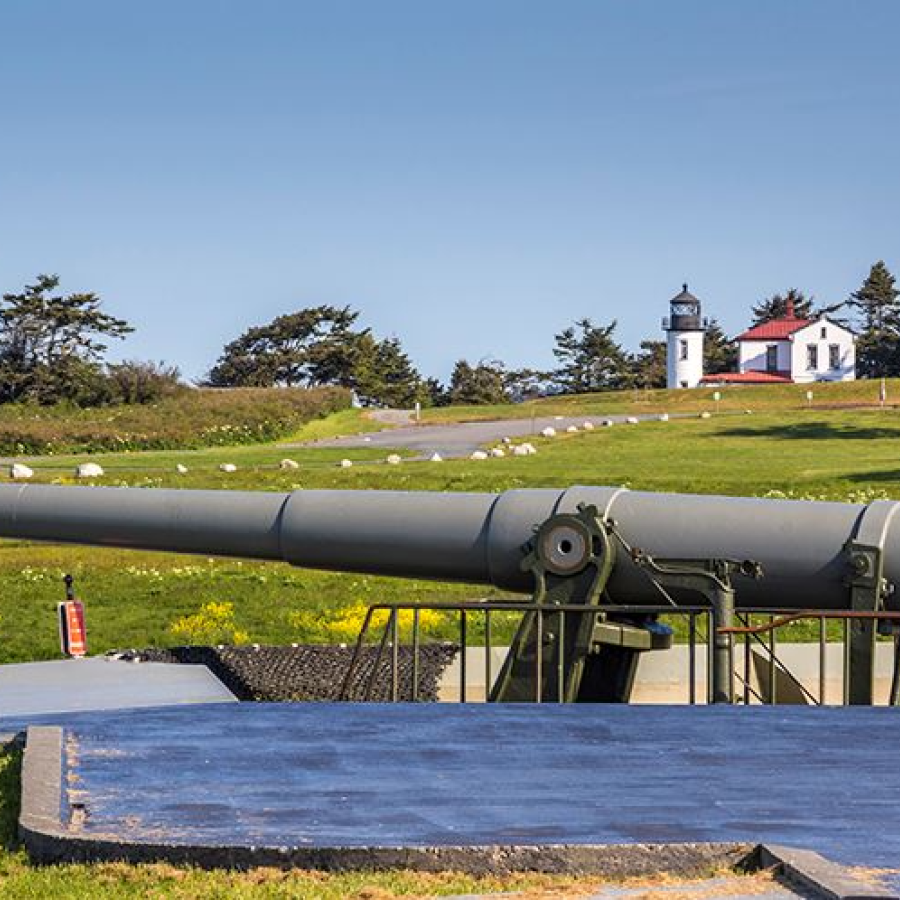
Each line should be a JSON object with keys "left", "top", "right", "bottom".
{"left": 664, "top": 284, "right": 705, "bottom": 389}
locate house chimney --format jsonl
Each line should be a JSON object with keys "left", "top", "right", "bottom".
{"left": 786, "top": 296, "right": 795, "bottom": 319}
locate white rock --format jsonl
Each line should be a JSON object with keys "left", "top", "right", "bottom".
{"left": 219, "top": 463, "right": 237, "bottom": 473}
{"left": 745, "top": 409, "right": 753, "bottom": 415}
{"left": 490, "top": 447, "right": 506, "bottom": 458}
{"left": 363, "top": 436, "right": 372, "bottom": 442}
{"left": 601, "top": 419, "right": 614, "bottom": 427}
{"left": 470, "top": 450, "right": 489, "bottom": 460}
{"left": 76, "top": 463, "right": 104, "bottom": 479}
{"left": 658, "top": 413, "right": 670, "bottom": 422}
{"left": 176, "top": 463, "right": 189, "bottom": 474}
{"left": 502, "top": 437, "right": 512, "bottom": 444}
{"left": 339, "top": 459, "right": 353, "bottom": 468}
{"left": 429, "top": 452, "right": 443, "bottom": 462}
{"left": 554, "top": 416, "right": 564, "bottom": 421}
{"left": 10, "top": 463, "right": 33, "bottom": 480}
{"left": 386, "top": 454, "right": 402, "bottom": 465}
{"left": 699, "top": 411, "right": 711, "bottom": 419}
{"left": 279, "top": 458, "right": 300, "bottom": 470}
{"left": 512, "top": 445, "right": 530, "bottom": 456}
{"left": 626, "top": 416, "right": 639, "bottom": 425}
{"left": 566, "top": 425, "right": 579, "bottom": 433}
{"left": 540, "top": 427, "right": 557, "bottom": 438}
{"left": 521, "top": 443, "right": 537, "bottom": 455}
{"left": 582, "top": 421, "right": 595, "bottom": 431}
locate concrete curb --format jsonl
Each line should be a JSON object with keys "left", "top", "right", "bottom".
{"left": 14, "top": 725, "right": 897, "bottom": 895}
{"left": 756, "top": 844, "right": 898, "bottom": 900}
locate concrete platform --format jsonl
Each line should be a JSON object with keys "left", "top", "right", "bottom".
{"left": 0, "top": 657, "right": 236, "bottom": 717}
{"left": 6, "top": 703, "right": 900, "bottom": 888}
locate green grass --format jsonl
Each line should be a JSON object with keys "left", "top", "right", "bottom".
{"left": 0, "top": 386, "right": 353, "bottom": 454}
{"left": 2, "top": 405, "right": 900, "bottom": 661}
{"left": 0, "top": 399, "right": 893, "bottom": 894}
{"left": 424, "top": 377, "right": 900, "bottom": 423}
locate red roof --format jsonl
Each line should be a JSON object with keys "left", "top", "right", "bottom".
{"left": 735, "top": 317, "right": 810, "bottom": 341}
{"left": 699, "top": 371, "right": 793, "bottom": 384}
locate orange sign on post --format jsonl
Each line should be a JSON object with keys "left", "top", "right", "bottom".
{"left": 58, "top": 574, "right": 87, "bottom": 658}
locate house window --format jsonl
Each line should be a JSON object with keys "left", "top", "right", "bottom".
{"left": 766, "top": 345, "right": 778, "bottom": 372}
{"left": 829, "top": 344, "right": 840, "bottom": 370}
{"left": 679, "top": 339, "right": 688, "bottom": 361}
{"left": 807, "top": 344, "right": 818, "bottom": 370}
{"left": 820, "top": 326, "right": 827, "bottom": 339}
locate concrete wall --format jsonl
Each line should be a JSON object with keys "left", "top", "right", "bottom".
{"left": 439, "top": 644, "right": 897, "bottom": 705}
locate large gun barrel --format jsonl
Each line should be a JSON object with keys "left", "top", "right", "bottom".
{"left": 0, "top": 483, "right": 897, "bottom": 612}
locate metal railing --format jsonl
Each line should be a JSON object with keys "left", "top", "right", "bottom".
{"left": 722, "top": 609, "right": 900, "bottom": 707}
{"left": 338, "top": 600, "right": 714, "bottom": 703}
{"left": 339, "top": 601, "right": 900, "bottom": 706}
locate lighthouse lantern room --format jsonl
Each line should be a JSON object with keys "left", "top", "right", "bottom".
{"left": 663, "top": 284, "right": 706, "bottom": 389}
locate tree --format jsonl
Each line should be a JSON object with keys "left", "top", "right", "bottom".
{"left": 504, "top": 367, "right": 552, "bottom": 402}
{"left": 552, "top": 318, "right": 631, "bottom": 394}
{"left": 0, "top": 274, "right": 133, "bottom": 405}
{"left": 703, "top": 319, "right": 737, "bottom": 375}
{"left": 631, "top": 340, "right": 667, "bottom": 389}
{"left": 448, "top": 359, "right": 509, "bottom": 405}
{"left": 352, "top": 334, "right": 425, "bottom": 408}
{"left": 206, "top": 306, "right": 362, "bottom": 388}
{"left": 106, "top": 360, "right": 183, "bottom": 404}
{"left": 850, "top": 261, "right": 900, "bottom": 378}
{"left": 751, "top": 288, "right": 815, "bottom": 325}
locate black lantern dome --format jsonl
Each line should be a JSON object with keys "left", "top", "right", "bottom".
{"left": 665, "top": 283, "right": 704, "bottom": 332}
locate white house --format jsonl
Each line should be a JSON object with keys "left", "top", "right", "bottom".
{"left": 701, "top": 297, "right": 856, "bottom": 386}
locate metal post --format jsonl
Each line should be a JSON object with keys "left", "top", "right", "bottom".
{"left": 710, "top": 584, "right": 735, "bottom": 704}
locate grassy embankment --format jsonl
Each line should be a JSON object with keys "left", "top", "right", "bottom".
{"left": 0, "top": 383, "right": 895, "bottom": 897}
{"left": 424, "top": 377, "right": 900, "bottom": 422}
{"left": 2, "top": 380, "right": 900, "bottom": 661}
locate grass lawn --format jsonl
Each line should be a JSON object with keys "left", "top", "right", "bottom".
{"left": 1, "top": 404, "right": 900, "bottom": 660}
{"left": 0, "top": 396, "right": 897, "bottom": 895}
{"left": 424, "top": 377, "right": 900, "bottom": 423}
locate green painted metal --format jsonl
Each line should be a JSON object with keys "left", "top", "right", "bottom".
{"left": 629, "top": 555, "right": 763, "bottom": 704}
{"left": 490, "top": 504, "right": 617, "bottom": 702}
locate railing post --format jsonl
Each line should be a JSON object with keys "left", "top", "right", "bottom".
{"left": 710, "top": 584, "right": 735, "bottom": 704}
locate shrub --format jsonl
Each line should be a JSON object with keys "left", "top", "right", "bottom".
{"left": 0, "top": 385, "right": 351, "bottom": 454}
{"left": 288, "top": 603, "right": 451, "bottom": 644}
{"left": 169, "top": 601, "right": 249, "bottom": 646}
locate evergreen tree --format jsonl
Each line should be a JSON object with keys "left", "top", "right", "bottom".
{"left": 205, "top": 306, "right": 362, "bottom": 388}
{"left": 632, "top": 340, "right": 667, "bottom": 389}
{"left": 352, "top": 334, "right": 424, "bottom": 407}
{"left": 751, "top": 288, "right": 815, "bottom": 324}
{"left": 448, "top": 359, "right": 509, "bottom": 405}
{"left": 850, "top": 261, "right": 900, "bottom": 378}
{"left": 552, "top": 318, "right": 631, "bottom": 393}
{"left": 504, "top": 367, "right": 552, "bottom": 402}
{"left": 0, "top": 274, "right": 133, "bottom": 405}
{"left": 703, "top": 318, "right": 737, "bottom": 375}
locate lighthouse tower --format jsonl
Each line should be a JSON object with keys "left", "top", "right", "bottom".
{"left": 664, "top": 284, "right": 705, "bottom": 389}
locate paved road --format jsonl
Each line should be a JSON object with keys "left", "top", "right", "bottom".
{"left": 297, "top": 411, "right": 662, "bottom": 459}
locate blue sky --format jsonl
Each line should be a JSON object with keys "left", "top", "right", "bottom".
{"left": 1, "top": 1, "right": 898, "bottom": 382}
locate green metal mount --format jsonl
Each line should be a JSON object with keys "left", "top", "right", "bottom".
{"left": 490, "top": 503, "right": 671, "bottom": 703}
{"left": 629, "top": 553, "right": 762, "bottom": 704}
{"left": 844, "top": 500, "right": 899, "bottom": 705}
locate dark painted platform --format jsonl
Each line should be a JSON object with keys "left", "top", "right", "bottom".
{"left": 6, "top": 702, "right": 900, "bottom": 876}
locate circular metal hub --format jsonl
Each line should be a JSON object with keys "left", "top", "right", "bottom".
{"left": 538, "top": 519, "right": 592, "bottom": 576}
